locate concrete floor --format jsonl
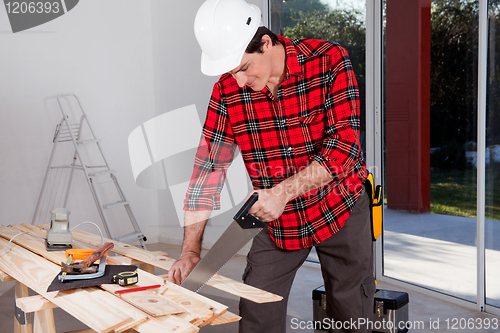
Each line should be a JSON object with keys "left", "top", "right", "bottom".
{"left": 383, "top": 208, "right": 500, "bottom": 307}
{"left": 1, "top": 239, "right": 499, "bottom": 332}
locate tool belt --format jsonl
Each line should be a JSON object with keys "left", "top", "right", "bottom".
{"left": 365, "top": 173, "right": 383, "bottom": 241}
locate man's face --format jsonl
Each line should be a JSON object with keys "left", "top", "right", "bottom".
{"left": 229, "top": 47, "right": 273, "bottom": 92}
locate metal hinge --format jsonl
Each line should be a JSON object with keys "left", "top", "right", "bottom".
{"left": 15, "top": 305, "right": 33, "bottom": 325}
{"left": 375, "top": 300, "right": 384, "bottom": 317}
{"left": 321, "top": 293, "right": 327, "bottom": 310}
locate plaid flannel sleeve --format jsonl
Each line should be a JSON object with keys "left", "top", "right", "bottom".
{"left": 184, "top": 83, "right": 237, "bottom": 211}
{"left": 311, "top": 47, "right": 362, "bottom": 182}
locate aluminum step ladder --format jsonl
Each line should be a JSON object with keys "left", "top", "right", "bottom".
{"left": 32, "top": 93, "right": 147, "bottom": 249}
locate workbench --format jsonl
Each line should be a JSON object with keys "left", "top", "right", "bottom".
{"left": 0, "top": 223, "right": 282, "bottom": 333}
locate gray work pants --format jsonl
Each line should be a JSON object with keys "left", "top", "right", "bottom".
{"left": 239, "top": 188, "right": 375, "bottom": 333}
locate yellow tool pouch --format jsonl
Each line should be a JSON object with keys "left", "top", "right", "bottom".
{"left": 366, "top": 173, "right": 383, "bottom": 241}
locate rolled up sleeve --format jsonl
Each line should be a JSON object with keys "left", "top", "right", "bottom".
{"left": 311, "top": 47, "right": 362, "bottom": 182}
{"left": 184, "top": 83, "right": 236, "bottom": 211}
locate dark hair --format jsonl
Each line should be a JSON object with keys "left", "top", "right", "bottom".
{"left": 245, "top": 27, "right": 280, "bottom": 54}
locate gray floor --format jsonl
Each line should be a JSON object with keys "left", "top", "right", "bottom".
{"left": 383, "top": 208, "right": 500, "bottom": 307}
{"left": 1, "top": 236, "right": 499, "bottom": 332}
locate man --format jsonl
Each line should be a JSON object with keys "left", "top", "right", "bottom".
{"left": 168, "top": 0, "right": 375, "bottom": 332}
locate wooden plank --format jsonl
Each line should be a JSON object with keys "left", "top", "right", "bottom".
{"left": 16, "top": 295, "right": 57, "bottom": 313}
{"left": 209, "top": 311, "right": 241, "bottom": 325}
{"left": 30, "top": 223, "right": 282, "bottom": 304}
{"left": 104, "top": 268, "right": 226, "bottom": 326}
{"left": 85, "top": 289, "right": 148, "bottom": 333}
{"left": 99, "top": 281, "right": 186, "bottom": 318}
{"left": 69, "top": 287, "right": 198, "bottom": 333}
{"left": 0, "top": 225, "right": 223, "bottom": 329}
{"left": 16, "top": 292, "right": 151, "bottom": 333}
{"left": 8, "top": 224, "right": 131, "bottom": 266}
{"left": 0, "top": 237, "right": 134, "bottom": 333}
{"left": 0, "top": 225, "right": 72, "bottom": 265}
{"left": 133, "top": 269, "right": 228, "bottom": 326}
{"left": 134, "top": 317, "right": 199, "bottom": 333}
{"left": 201, "top": 274, "right": 283, "bottom": 304}
{"left": 0, "top": 268, "right": 15, "bottom": 282}
{"left": 1, "top": 229, "right": 203, "bottom": 333}
{"left": 0, "top": 225, "right": 188, "bottom": 321}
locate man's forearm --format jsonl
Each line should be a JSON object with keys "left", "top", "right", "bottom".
{"left": 249, "top": 160, "right": 335, "bottom": 222}
{"left": 277, "top": 160, "right": 334, "bottom": 202}
{"left": 181, "top": 210, "right": 212, "bottom": 256}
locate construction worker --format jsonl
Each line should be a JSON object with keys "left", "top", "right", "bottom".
{"left": 168, "top": 0, "right": 375, "bottom": 332}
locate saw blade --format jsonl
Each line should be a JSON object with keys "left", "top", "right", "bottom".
{"left": 181, "top": 219, "right": 263, "bottom": 292}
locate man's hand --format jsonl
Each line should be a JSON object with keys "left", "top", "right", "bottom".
{"left": 167, "top": 210, "right": 211, "bottom": 285}
{"left": 248, "top": 187, "right": 288, "bottom": 222}
{"left": 167, "top": 251, "right": 201, "bottom": 285}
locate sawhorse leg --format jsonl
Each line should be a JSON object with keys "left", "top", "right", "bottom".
{"left": 14, "top": 282, "right": 56, "bottom": 333}
{"left": 33, "top": 308, "right": 56, "bottom": 333}
{"left": 14, "top": 282, "right": 32, "bottom": 333}
{"left": 139, "top": 263, "right": 155, "bottom": 274}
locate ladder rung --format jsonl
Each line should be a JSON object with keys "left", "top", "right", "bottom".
{"left": 103, "top": 200, "right": 129, "bottom": 209}
{"left": 88, "top": 170, "right": 116, "bottom": 177}
{"left": 78, "top": 139, "right": 101, "bottom": 144}
{"left": 117, "top": 232, "right": 147, "bottom": 243}
{"left": 51, "top": 165, "right": 82, "bottom": 170}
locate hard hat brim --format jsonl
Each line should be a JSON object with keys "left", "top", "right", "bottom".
{"left": 200, "top": 47, "right": 248, "bottom": 76}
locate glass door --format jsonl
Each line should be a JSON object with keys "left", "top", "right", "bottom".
{"left": 382, "top": 0, "right": 479, "bottom": 302}
{"left": 486, "top": 0, "right": 500, "bottom": 309}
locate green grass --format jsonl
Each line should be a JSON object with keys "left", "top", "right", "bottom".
{"left": 383, "top": 164, "right": 500, "bottom": 220}
{"left": 430, "top": 166, "right": 500, "bottom": 220}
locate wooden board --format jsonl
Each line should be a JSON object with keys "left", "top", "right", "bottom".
{"left": 9, "top": 224, "right": 132, "bottom": 266}
{"left": 0, "top": 268, "right": 15, "bottom": 282}
{"left": 0, "top": 225, "right": 228, "bottom": 328}
{"left": 15, "top": 291, "right": 199, "bottom": 333}
{"left": 0, "top": 235, "right": 202, "bottom": 332}
{"left": 100, "top": 283, "right": 186, "bottom": 318}
{"left": 103, "top": 268, "right": 228, "bottom": 326}
{"left": 0, "top": 225, "right": 204, "bottom": 322}
{"left": 134, "top": 316, "right": 199, "bottom": 333}
{"left": 30, "top": 223, "right": 282, "bottom": 304}
{"left": 16, "top": 294, "right": 58, "bottom": 313}
{"left": 0, "top": 236, "right": 134, "bottom": 332}
{"left": 209, "top": 311, "right": 241, "bottom": 325}
{"left": 126, "top": 267, "right": 228, "bottom": 326}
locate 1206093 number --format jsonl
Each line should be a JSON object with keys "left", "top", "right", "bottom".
{"left": 445, "top": 317, "right": 498, "bottom": 330}
{"left": 5, "top": 2, "right": 60, "bottom": 14}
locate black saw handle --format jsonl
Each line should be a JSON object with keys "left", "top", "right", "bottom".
{"left": 233, "top": 193, "right": 266, "bottom": 229}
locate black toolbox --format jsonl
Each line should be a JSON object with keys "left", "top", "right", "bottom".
{"left": 312, "top": 286, "right": 409, "bottom": 333}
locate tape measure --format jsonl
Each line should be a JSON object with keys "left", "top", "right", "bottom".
{"left": 112, "top": 271, "right": 138, "bottom": 286}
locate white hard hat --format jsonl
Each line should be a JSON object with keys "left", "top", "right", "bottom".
{"left": 194, "top": 0, "right": 261, "bottom": 76}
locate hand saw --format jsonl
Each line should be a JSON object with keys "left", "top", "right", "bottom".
{"left": 181, "top": 192, "right": 265, "bottom": 292}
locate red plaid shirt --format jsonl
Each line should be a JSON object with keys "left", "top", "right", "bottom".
{"left": 185, "top": 36, "right": 367, "bottom": 250}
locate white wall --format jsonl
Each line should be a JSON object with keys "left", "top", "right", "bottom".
{"left": 0, "top": 0, "right": 269, "bottom": 251}
{"left": 0, "top": 0, "right": 159, "bottom": 241}
{"left": 150, "top": 0, "right": 269, "bottom": 252}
